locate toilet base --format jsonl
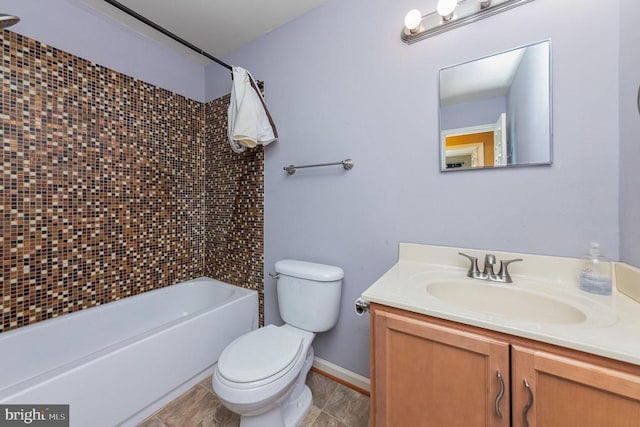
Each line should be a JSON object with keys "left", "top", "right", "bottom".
{"left": 239, "top": 347, "right": 314, "bottom": 427}
{"left": 282, "top": 385, "right": 312, "bottom": 427}
{"left": 239, "top": 385, "right": 311, "bottom": 427}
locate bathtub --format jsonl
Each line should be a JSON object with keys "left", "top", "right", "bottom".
{"left": 0, "top": 277, "right": 258, "bottom": 427}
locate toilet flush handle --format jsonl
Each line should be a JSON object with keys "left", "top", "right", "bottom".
{"left": 268, "top": 272, "right": 280, "bottom": 280}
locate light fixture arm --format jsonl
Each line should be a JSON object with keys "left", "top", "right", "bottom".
{"left": 401, "top": 0, "right": 535, "bottom": 44}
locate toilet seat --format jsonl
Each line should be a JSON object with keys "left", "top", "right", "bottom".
{"left": 217, "top": 325, "right": 303, "bottom": 388}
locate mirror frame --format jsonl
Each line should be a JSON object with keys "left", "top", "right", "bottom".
{"left": 438, "top": 40, "right": 553, "bottom": 172}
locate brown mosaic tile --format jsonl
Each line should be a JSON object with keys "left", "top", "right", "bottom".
{"left": 0, "top": 30, "right": 264, "bottom": 332}
{"left": 204, "top": 94, "right": 265, "bottom": 326}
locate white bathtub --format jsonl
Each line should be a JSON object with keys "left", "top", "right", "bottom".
{"left": 0, "top": 277, "right": 258, "bottom": 427}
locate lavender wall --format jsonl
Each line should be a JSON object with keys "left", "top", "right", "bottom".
{"left": 212, "top": 0, "right": 620, "bottom": 377}
{"left": 440, "top": 97, "right": 506, "bottom": 131}
{"left": 3, "top": 0, "right": 629, "bottom": 378}
{"left": 205, "top": 61, "right": 233, "bottom": 102}
{"left": 619, "top": 0, "right": 640, "bottom": 267}
{"left": 507, "top": 43, "right": 551, "bottom": 164}
{"left": 2, "top": 0, "right": 206, "bottom": 101}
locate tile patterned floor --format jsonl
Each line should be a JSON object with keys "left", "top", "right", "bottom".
{"left": 138, "top": 371, "right": 370, "bottom": 427}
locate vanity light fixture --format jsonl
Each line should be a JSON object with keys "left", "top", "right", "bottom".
{"left": 437, "top": 0, "right": 458, "bottom": 21}
{"left": 404, "top": 9, "right": 423, "bottom": 34}
{"left": 401, "top": 0, "right": 535, "bottom": 44}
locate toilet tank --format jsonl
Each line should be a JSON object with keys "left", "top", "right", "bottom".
{"left": 274, "top": 260, "right": 343, "bottom": 333}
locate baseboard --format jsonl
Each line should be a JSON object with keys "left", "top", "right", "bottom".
{"left": 312, "top": 357, "right": 370, "bottom": 395}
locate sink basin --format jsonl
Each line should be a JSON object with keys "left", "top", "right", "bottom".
{"left": 426, "top": 280, "right": 587, "bottom": 324}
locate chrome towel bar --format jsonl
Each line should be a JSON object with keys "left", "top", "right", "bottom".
{"left": 283, "top": 158, "right": 354, "bottom": 175}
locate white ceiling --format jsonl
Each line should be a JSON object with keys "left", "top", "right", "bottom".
{"left": 440, "top": 48, "right": 524, "bottom": 107}
{"left": 75, "top": 0, "right": 330, "bottom": 64}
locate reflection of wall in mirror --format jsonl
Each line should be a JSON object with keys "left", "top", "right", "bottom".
{"left": 508, "top": 43, "right": 551, "bottom": 164}
{"left": 440, "top": 97, "right": 506, "bottom": 130}
{"left": 445, "top": 132, "right": 494, "bottom": 167}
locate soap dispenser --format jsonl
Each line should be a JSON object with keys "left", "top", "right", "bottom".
{"left": 579, "top": 242, "right": 612, "bottom": 295}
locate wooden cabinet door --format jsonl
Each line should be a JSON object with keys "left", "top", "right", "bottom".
{"left": 371, "top": 306, "right": 510, "bottom": 427}
{"left": 512, "top": 345, "right": 640, "bottom": 427}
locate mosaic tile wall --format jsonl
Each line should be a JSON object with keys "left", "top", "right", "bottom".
{"left": 205, "top": 96, "right": 265, "bottom": 326}
{"left": 0, "top": 31, "right": 264, "bottom": 332}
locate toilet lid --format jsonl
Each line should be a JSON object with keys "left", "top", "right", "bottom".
{"left": 218, "top": 325, "right": 303, "bottom": 384}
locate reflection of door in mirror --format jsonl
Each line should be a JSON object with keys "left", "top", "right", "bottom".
{"left": 494, "top": 113, "right": 507, "bottom": 166}
{"left": 445, "top": 132, "right": 492, "bottom": 169}
{"left": 442, "top": 112, "right": 506, "bottom": 169}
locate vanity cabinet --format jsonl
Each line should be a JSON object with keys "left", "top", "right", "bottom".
{"left": 371, "top": 305, "right": 510, "bottom": 427}
{"left": 511, "top": 345, "right": 640, "bottom": 427}
{"left": 370, "top": 304, "right": 640, "bottom": 427}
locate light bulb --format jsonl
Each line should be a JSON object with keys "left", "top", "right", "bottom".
{"left": 404, "top": 9, "right": 423, "bottom": 33}
{"left": 437, "top": 0, "right": 457, "bottom": 20}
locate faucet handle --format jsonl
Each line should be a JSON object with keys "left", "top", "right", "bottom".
{"left": 484, "top": 254, "right": 496, "bottom": 275}
{"left": 497, "top": 258, "right": 523, "bottom": 283}
{"left": 459, "top": 252, "right": 480, "bottom": 278}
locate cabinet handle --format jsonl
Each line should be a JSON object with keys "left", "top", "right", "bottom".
{"left": 494, "top": 370, "right": 505, "bottom": 418}
{"left": 522, "top": 378, "right": 534, "bottom": 427}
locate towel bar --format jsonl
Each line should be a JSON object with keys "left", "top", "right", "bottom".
{"left": 283, "top": 159, "right": 354, "bottom": 175}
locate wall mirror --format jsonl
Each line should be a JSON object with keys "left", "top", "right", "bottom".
{"left": 439, "top": 40, "right": 552, "bottom": 171}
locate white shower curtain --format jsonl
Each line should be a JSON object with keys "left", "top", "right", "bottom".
{"left": 227, "top": 66, "right": 278, "bottom": 153}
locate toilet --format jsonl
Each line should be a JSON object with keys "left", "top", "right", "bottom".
{"left": 212, "top": 259, "right": 343, "bottom": 427}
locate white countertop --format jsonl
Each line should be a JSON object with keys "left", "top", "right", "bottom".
{"left": 362, "top": 243, "right": 640, "bottom": 366}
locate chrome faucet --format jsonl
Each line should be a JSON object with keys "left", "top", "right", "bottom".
{"left": 459, "top": 252, "right": 522, "bottom": 283}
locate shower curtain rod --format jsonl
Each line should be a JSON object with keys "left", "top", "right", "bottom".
{"left": 102, "top": 0, "right": 233, "bottom": 73}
